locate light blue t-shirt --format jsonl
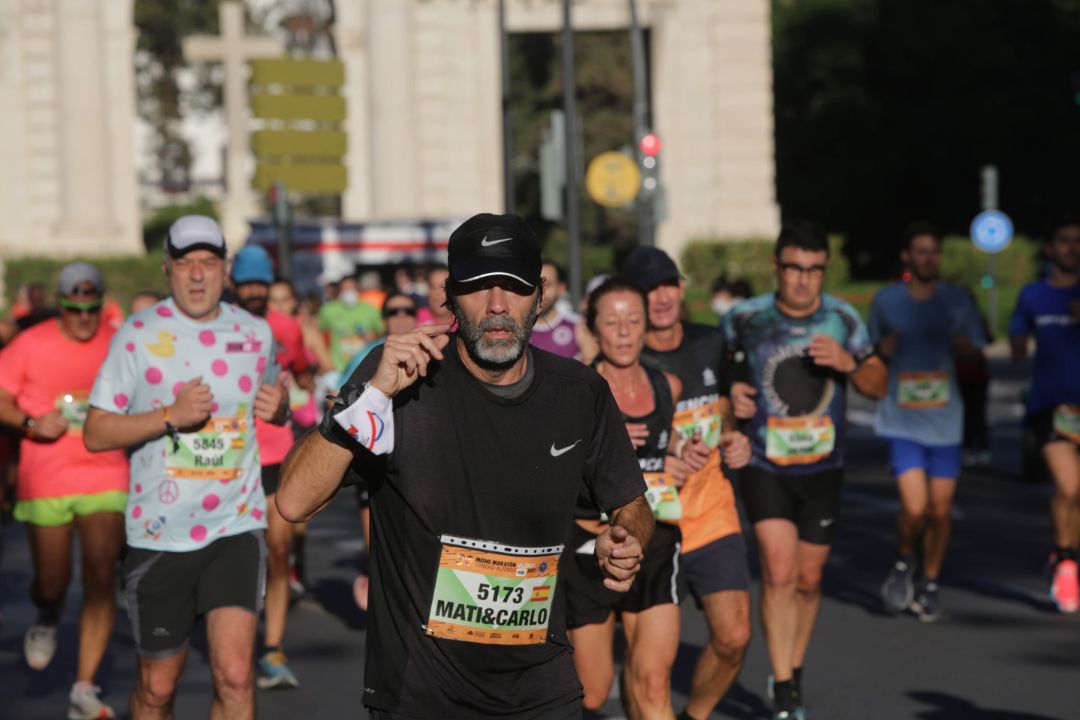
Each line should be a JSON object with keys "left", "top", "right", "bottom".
{"left": 868, "top": 282, "right": 986, "bottom": 446}
{"left": 89, "top": 298, "right": 277, "bottom": 551}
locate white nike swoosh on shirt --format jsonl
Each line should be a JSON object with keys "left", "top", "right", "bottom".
{"left": 819, "top": 518, "right": 834, "bottom": 527}
{"left": 550, "top": 439, "right": 583, "bottom": 457}
{"left": 480, "top": 237, "right": 513, "bottom": 247}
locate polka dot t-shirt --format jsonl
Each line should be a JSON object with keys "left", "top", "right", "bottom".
{"left": 90, "top": 298, "right": 277, "bottom": 551}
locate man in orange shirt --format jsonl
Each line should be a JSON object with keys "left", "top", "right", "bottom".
{"left": 624, "top": 247, "right": 753, "bottom": 720}
{"left": 0, "top": 263, "right": 129, "bottom": 719}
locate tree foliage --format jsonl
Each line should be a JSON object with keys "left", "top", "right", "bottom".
{"left": 773, "top": 0, "right": 1080, "bottom": 276}
{"left": 134, "top": 0, "right": 223, "bottom": 191}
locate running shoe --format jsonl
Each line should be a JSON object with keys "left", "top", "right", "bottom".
{"left": 24, "top": 623, "right": 58, "bottom": 670}
{"left": 256, "top": 650, "right": 300, "bottom": 689}
{"left": 881, "top": 557, "right": 916, "bottom": 613}
{"left": 68, "top": 682, "right": 115, "bottom": 719}
{"left": 288, "top": 563, "right": 306, "bottom": 601}
{"left": 911, "top": 580, "right": 943, "bottom": 623}
{"left": 1050, "top": 558, "right": 1079, "bottom": 613}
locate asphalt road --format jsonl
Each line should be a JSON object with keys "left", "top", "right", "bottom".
{"left": 1, "top": 360, "right": 1077, "bottom": 719}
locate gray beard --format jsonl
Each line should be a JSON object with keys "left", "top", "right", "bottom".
{"left": 456, "top": 298, "right": 540, "bottom": 370}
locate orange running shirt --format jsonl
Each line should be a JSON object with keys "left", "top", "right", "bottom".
{"left": 643, "top": 322, "right": 740, "bottom": 553}
{"left": 0, "top": 320, "right": 128, "bottom": 500}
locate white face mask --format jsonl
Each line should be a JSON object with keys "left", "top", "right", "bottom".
{"left": 339, "top": 288, "right": 360, "bottom": 306}
{"left": 712, "top": 297, "right": 735, "bottom": 317}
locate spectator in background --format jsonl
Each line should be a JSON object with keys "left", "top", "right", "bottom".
{"left": 710, "top": 276, "right": 752, "bottom": 319}
{"left": 318, "top": 275, "right": 383, "bottom": 372}
{"left": 358, "top": 270, "right": 387, "bottom": 310}
{"left": 130, "top": 290, "right": 163, "bottom": 315}
{"left": 230, "top": 246, "right": 314, "bottom": 690}
{"left": 15, "top": 283, "right": 57, "bottom": 332}
{"left": 416, "top": 264, "right": 454, "bottom": 327}
{"left": 530, "top": 260, "right": 582, "bottom": 360}
{"left": 393, "top": 263, "right": 426, "bottom": 308}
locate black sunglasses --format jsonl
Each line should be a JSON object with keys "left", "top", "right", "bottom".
{"left": 59, "top": 298, "right": 104, "bottom": 315}
{"left": 383, "top": 306, "right": 417, "bottom": 318}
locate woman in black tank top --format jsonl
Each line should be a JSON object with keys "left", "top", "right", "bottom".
{"left": 564, "top": 277, "right": 688, "bottom": 717}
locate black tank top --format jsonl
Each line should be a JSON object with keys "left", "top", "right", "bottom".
{"left": 575, "top": 365, "right": 674, "bottom": 519}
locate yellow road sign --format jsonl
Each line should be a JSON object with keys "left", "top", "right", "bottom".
{"left": 251, "top": 94, "right": 346, "bottom": 122}
{"left": 253, "top": 162, "right": 347, "bottom": 194}
{"left": 250, "top": 58, "right": 345, "bottom": 87}
{"left": 252, "top": 130, "right": 346, "bottom": 157}
{"left": 585, "top": 152, "right": 641, "bottom": 208}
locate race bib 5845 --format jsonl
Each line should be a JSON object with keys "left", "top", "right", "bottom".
{"left": 165, "top": 407, "right": 248, "bottom": 480}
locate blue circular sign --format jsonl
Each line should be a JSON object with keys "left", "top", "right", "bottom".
{"left": 970, "top": 210, "right": 1014, "bottom": 254}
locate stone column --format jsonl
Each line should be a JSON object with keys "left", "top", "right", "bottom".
{"left": 337, "top": 0, "right": 373, "bottom": 220}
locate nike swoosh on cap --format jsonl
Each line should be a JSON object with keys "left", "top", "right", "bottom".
{"left": 480, "top": 237, "right": 513, "bottom": 247}
{"left": 550, "top": 439, "right": 583, "bottom": 457}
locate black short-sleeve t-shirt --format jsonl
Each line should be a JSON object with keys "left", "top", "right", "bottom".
{"left": 333, "top": 336, "right": 644, "bottom": 718}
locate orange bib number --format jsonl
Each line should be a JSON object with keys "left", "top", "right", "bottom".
{"left": 425, "top": 535, "right": 562, "bottom": 646}
{"left": 644, "top": 472, "right": 682, "bottom": 522}
{"left": 165, "top": 408, "right": 247, "bottom": 480}
{"left": 897, "top": 372, "right": 950, "bottom": 409}
{"left": 1053, "top": 405, "right": 1080, "bottom": 444}
{"left": 765, "top": 416, "right": 835, "bottom": 466}
{"left": 673, "top": 401, "right": 722, "bottom": 449}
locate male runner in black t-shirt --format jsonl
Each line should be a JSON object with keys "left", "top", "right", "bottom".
{"left": 278, "top": 213, "right": 654, "bottom": 719}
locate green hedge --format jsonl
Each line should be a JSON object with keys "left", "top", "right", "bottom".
{"left": 5, "top": 251, "right": 168, "bottom": 313}
{"left": 680, "top": 235, "right": 851, "bottom": 294}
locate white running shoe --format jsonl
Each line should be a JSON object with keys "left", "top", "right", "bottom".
{"left": 68, "top": 682, "right": 116, "bottom": 719}
{"left": 24, "top": 624, "right": 58, "bottom": 670}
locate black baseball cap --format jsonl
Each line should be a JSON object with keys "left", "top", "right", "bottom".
{"left": 621, "top": 246, "right": 681, "bottom": 291}
{"left": 447, "top": 213, "right": 542, "bottom": 288}
{"left": 165, "top": 215, "right": 227, "bottom": 259}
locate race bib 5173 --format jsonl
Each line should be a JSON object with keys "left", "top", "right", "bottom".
{"left": 426, "top": 535, "right": 562, "bottom": 646}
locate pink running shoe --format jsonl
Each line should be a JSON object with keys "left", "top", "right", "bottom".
{"left": 1051, "top": 558, "right": 1079, "bottom": 613}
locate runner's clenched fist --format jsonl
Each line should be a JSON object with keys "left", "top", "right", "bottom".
{"left": 369, "top": 324, "right": 452, "bottom": 398}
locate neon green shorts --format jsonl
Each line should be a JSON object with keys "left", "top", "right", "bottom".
{"left": 14, "top": 490, "right": 127, "bottom": 527}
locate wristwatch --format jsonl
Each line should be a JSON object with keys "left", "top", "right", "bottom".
{"left": 21, "top": 415, "right": 35, "bottom": 435}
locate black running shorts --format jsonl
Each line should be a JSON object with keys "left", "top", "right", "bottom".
{"left": 123, "top": 530, "right": 266, "bottom": 658}
{"left": 739, "top": 466, "right": 844, "bottom": 545}
{"left": 1029, "top": 407, "right": 1080, "bottom": 448}
{"left": 261, "top": 463, "right": 282, "bottom": 495}
{"left": 561, "top": 522, "right": 683, "bottom": 629}
{"left": 680, "top": 532, "right": 751, "bottom": 600}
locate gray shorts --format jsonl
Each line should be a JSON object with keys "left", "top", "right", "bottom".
{"left": 681, "top": 533, "right": 751, "bottom": 601}
{"left": 123, "top": 530, "right": 266, "bottom": 658}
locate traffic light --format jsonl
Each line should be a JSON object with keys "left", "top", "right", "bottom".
{"left": 639, "top": 131, "right": 661, "bottom": 194}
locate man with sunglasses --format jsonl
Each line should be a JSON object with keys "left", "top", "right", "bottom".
{"left": 229, "top": 244, "right": 315, "bottom": 689}
{"left": 277, "top": 213, "right": 653, "bottom": 719}
{"left": 84, "top": 216, "right": 288, "bottom": 719}
{"left": 620, "top": 246, "right": 754, "bottom": 720}
{"left": 724, "top": 221, "right": 887, "bottom": 720}
{"left": 0, "top": 262, "right": 128, "bottom": 718}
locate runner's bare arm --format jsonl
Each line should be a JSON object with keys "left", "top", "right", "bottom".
{"left": 596, "top": 495, "right": 654, "bottom": 592}
{"left": 276, "top": 430, "right": 353, "bottom": 522}
{"left": 1009, "top": 334, "right": 1029, "bottom": 363}
{"left": 84, "top": 406, "right": 170, "bottom": 452}
{"left": 0, "top": 388, "right": 67, "bottom": 440}
{"left": 850, "top": 354, "right": 888, "bottom": 399}
{"left": 84, "top": 376, "right": 213, "bottom": 452}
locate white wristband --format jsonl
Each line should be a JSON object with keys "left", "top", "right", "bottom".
{"left": 333, "top": 385, "right": 395, "bottom": 455}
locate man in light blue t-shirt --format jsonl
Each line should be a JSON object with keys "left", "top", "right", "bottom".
{"left": 871, "top": 223, "right": 986, "bottom": 622}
